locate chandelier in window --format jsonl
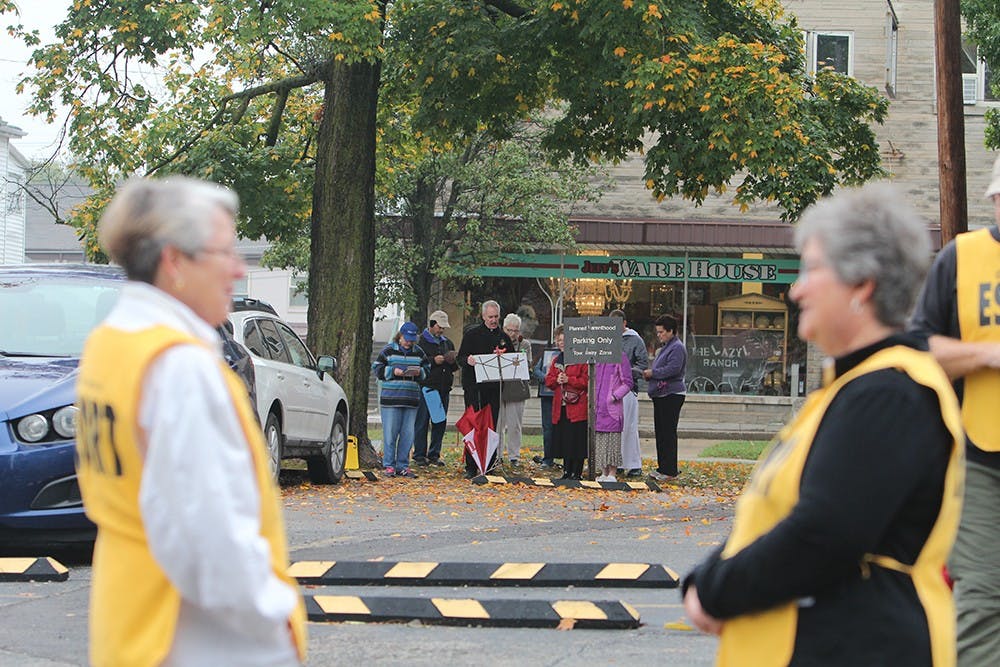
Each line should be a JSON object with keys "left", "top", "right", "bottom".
{"left": 540, "top": 256, "right": 633, "bottom": 317}
{"left": 573, "top": 279, "right": 607, "bottom": 316}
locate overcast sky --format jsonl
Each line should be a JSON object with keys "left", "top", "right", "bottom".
{"left": 1, "top": 0, "right": 70, "bottom": 159}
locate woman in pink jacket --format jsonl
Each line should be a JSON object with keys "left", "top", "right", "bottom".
{"left": 593, "top": 353, "right": 635, "bottom": 482}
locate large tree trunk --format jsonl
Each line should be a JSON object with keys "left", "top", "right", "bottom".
{"left": 308, "top": 60, "right": 381, "bottom": 467}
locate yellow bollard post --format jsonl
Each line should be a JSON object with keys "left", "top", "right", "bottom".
{"left": 345, "top": 435, "right": 359, "bottom": 470}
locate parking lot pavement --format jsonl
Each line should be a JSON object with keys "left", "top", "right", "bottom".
{"left": 285, "top": 469, "right": 733, "bottom": 665}
{"left": 0, "top": 471, "right": 734, "bottom": 666}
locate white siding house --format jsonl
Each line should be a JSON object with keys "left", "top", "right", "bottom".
{"left": 0, "top": 118, "right": 29, "bottom": 264}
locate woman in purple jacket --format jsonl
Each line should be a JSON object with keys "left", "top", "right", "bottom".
{"left": 593, "top": 352, "right": 635, "bottom": 482}
{"left": 643, "top": 314, "right": 687, "bottom": 481}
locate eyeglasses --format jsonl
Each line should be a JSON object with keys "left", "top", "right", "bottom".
{"left": 198, "top": 246, "right": 242, "bottom": 261}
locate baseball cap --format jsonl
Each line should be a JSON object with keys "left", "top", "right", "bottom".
{"left": 399, "top": 322, "right": 419, "bottom": 342}
{"left": 428, "top": 310, "right": 451, "bottom": 328}
{"left": 986, "top": 154, "right": 1000, "bottom": 199}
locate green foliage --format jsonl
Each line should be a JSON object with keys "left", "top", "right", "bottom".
{"left": 371, "top": 117, "right": 603, "bottom": 316}
{"left": 393, "top": 0, "right": 887, "bottom": 220}
{"left": 698, "top": 440, "right": 768, "bottom": 460}
{"left": 963, "top": 0, "right": 1000, "bottom": 149}
{"left": 4, "top": 0, "right": 382, "bottom": 258}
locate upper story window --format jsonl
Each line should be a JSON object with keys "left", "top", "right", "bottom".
{"left": 961, "top": 39, "right": 997, "bottom": 105}
{"left": 885, "top": 3, "right": 898, "bottom": 97}
{"left": 803, "top": 31, "right": 854, "bottom": 77}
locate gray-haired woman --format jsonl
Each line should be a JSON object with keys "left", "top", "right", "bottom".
{"left": 683, "top": 183, "right": 965, "bottom": 667}
{"left": 499, "top": 312, "right": 532, "bottom": 466}
{"left": 75, "top": 177, "right": 306, "bottom": 665}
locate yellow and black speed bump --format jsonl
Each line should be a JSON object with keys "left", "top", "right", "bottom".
{"left": 0, "top": 557, "right": 69, "bottom": 582}
{"left": 471, "top": 474, "right": 661, "bottom": 492}
{"left": 344, "top": 470, "right": 379, "bottom": 482}
{"left": 305, "top": 594, "right": 640, "bottom": 629}
{"left": 290, "top": 560, "right": 679, "bottom": 588}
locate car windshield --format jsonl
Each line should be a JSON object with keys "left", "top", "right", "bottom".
{"left": 0, "top": 276, "right": 122, "bottom": 357}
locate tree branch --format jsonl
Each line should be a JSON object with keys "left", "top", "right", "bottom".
{"left": 145, "top": 66, "right": 329, "bottom": 175}
{"left": 265, "top": 87, "right": 288, "bottom": 146}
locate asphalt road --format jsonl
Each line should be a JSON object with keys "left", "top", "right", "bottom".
{"left": 0, "top": 468, "right": 736, "bottom": 666}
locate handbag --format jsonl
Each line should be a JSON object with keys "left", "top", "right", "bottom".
{"left": 501, "top": 379, "right": 531, "bottom": 403}
{"left": 562, "top": 387, "right": 581, "bottom": 404}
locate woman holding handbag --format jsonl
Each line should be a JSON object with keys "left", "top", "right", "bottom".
{"left": 544, "top": 325, "right": 589, "bottom": 480}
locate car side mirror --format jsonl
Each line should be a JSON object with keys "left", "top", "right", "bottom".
{"left": 317, "top": 355, "right": 337, "bottom": 379}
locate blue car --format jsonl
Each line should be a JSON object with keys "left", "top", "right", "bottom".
{"left": 0, "top": 264, "right": 255, "bottom": 545}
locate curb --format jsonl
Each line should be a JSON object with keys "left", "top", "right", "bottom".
{"left": 289, "top": 560, "right": 679, "bottom": 588}
{"left": 344, "top": 470, "right": 380, "bottom": 482}
{"left": 305, "top": 594, "right": 641, "bottom": 629}
{"left": 0, "top": 557, "right": 69, "bottom": 582}
{"left": 471, "top": 474, "right": 662, "bottom": 492}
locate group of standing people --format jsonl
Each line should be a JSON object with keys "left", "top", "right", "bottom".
{"left": 540, "top": 311, "right": 689, "bottom": 483}
{"left": 373, "top": 296, "right": 692, "bottom": 484}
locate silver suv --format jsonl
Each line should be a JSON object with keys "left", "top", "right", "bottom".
{"left": 227, "top": 299, "right": 348, "bottom": 484}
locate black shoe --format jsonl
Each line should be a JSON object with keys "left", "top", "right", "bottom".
{"left": 616, "top": 468, "right": 625, "bottom": 474}
{"left": 413, "top": 456, "right": 429, "bottom": 466}
{"left": 626, "top": 469, "right": 643, "bottom": 478}
{"left": 532, "top": 455, "right": 544, "bottom": 464}
{"left": 570, "top": 473, "right": 583, "bottom": 480}
{"left": 464, "top": 470, "right": 477, "bottom": 479}
{"left": 428, "top": 458, "right": 445, "bottom": 467}
{"left": 559, "top": 471, "right": 572, "bottom": 479}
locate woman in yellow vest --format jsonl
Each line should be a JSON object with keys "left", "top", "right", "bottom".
{"left": 683, "top": 183, "right": 965, "bottom": 667}
{"left": 75, "top": 178, "right": 306, "bottom": 667}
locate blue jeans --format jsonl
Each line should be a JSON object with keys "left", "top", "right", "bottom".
{"left": 381, "top": 405, "right": 417, "bottom": 470}
{"left": 540, "top": 395, "right": 554, "bottom": 463}
{"left": 414, "top": 388, "right": 450, "bottom": 461}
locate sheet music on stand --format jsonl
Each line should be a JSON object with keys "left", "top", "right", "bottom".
{"left": 471, "top": 353, "right": 529, "bottom": 469}
{"left": 471, "top": 353, "right": 530, "bottom": 383}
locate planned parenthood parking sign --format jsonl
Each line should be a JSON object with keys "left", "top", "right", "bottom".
{"left": 563, "top": 317, "right": 623, "bottom": 364}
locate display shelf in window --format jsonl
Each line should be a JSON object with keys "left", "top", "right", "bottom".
{"left": 716, "top": 293, "right": 789, "bottom": 393}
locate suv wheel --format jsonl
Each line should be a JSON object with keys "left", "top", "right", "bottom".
{"left": 307, "top": 411, "right": 346, "bottom": 484}
{"left": 264, "top": 412, "right": 283, "bottom": 483}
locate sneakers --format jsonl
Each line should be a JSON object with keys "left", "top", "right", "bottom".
{"left": 383, "top": 466, "right": 396, "bottom": 477}
{"left": 397, "top": 468, "right": 416, "bottom": 478}
{"left": 595, "top": 474, "right": 617, "bottom": 483}
{"left": 532, "top": 455, "right": 544, "bottom": 464}
{"left": 509, "top": 458, "right": 520, "bottom": 467}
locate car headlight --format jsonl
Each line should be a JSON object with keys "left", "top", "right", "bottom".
{"left": 52, "top": 406, "right": 78, "bottom": 439}
{"left": 17, "top": 414, "right": 49, "bottom": 443}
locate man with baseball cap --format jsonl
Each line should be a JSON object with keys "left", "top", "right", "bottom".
{"left": 413, "top": 310, "right": 459, "bottom": 466}
{"left": 911, "top": 155, "right": 1000, "bottom": 666}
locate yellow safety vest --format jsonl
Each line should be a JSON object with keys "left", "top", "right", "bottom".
{"left": 955, "top": 227, "right": 1000, "bottom": 451}
{"left": 76, "top": 325, "right": 306, "bottom": 667}
{"left": 715, "top": 346, "right": 964, "bottom": 667}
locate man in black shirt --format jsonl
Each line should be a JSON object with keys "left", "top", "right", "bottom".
{"left": 457, "top": 299, "right": 513, "bottom": 478}
{"left": 413, "top": 310, "right": 458, "bottom": 466}
{"left": 910, "top": 157, "right": 1000, "bottom": 667}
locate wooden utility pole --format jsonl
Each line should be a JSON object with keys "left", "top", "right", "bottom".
{"left": 934, "top": 0, "right": 968, "bottom": 245}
